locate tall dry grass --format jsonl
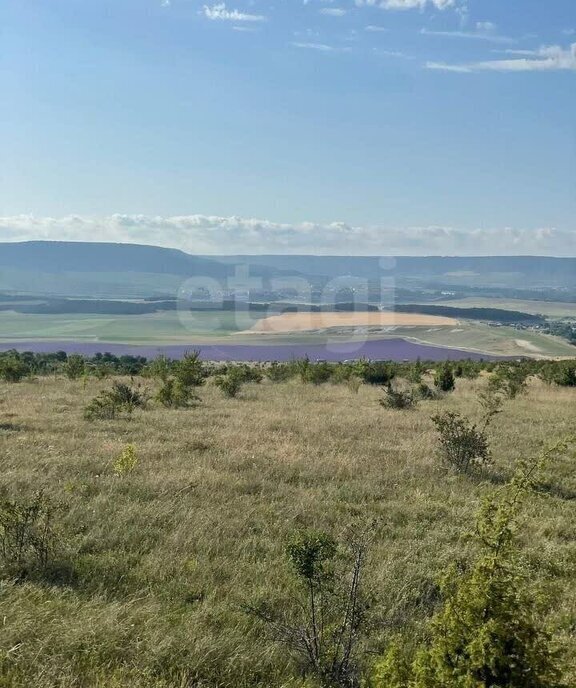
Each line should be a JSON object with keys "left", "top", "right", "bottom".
{"left": 0, "top": 375, "right": 574, "bottom": 686}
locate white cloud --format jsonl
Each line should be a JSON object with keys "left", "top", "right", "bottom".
{"left": 420, "top": 25, "right": 516, "bottom": 44}
{"left": 201, "top": 3, "right": 265, "bottom": 22}
{"left": 320, "top": 7, "right": 347, "bottom": 16}
{"left": 355, "top": 0, "right": 456, "bottom": 10}
{"left": 291, "top": 41, "right": 343, "bottom": 52}
{"left": 427, "top": 42, "right": 576, "bottom": 72}
{"left": 0, "top": 215, "right": 574, "bottom": 256}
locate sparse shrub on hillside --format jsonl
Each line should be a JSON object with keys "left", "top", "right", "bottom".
{"left": 113, "top": 444, "right": 138, "bottom": 477}
{"left": 431, "top": 412, "right": 491, "bottom": 473}
{"left": 303, "top": 362, "right": 333, "bottom": 385}
{"left": 247, "top": 527, "right": 371, "bottom": 687}
{"left": 174, "top": 351, "right": 205, "bottom": 388}
{"left": 380, "top": 383, "right": 417, "bottom": 410}
{"left": 84, "top": 382, "right": 147, "bottom": 420}
{"left": 416, "top": 382, "right": 439, "bottom": 401}
{"left": 153, "top": 351, "right": 205, "bottom": 408}
{"left": 214, "top": 370, "right": 244, "bottom": 398}
{"left": 358, "top": 361, "right": 397, "bottom": 386}
{"left": 156, "top": 378, "right": 199, "bottom": 408}
{"left": 540, "top": 361, "right": 576, "bottom": 387}
{"left": 0, "top": 491, "right": 64, "bottom": 580}
{"left": 267, "top": 361, "right": 296, "bottom": 383}
{"left": 64, "top": 354, "right": 86, "bottom": 381}
{"left": 142, "top": 354, "right": 172, "bottom": 382}
{"left": 434, "top": 363, "right": 455, "bottom": 393}
{"left": 405, "top": 359, "right": 426, "bottom": 384}
{"left": 372, "top": 440, "right": 575, "bottom": 688}
{"left": 489, "top": 364, "right": 529, "bottom": 399}
{"left": 0, "top": 355, "right": 30, "bottom": 383}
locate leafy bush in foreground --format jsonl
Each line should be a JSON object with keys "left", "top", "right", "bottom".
{"left": 0, "top": 491, "right": 64, "bottom": 580}
{"left": 248, "top": 528, "right": 371, "bottom": 687}
{"left": 372, "top": 440, "right": 575, "bottom": 688}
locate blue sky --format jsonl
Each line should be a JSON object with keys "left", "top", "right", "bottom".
{"left": 1, "top": 0, "right": 575, "bottom": 255}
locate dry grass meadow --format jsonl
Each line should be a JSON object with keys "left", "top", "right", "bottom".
{"left": 0, "top": 374, "right": 575, "bottom": 686}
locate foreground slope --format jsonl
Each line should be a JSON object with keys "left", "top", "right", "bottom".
{"left": 0, "top": 374, "right": 574, "bottom": 686}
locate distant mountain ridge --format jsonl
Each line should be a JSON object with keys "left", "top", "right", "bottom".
{"left": 0, "top": 242, "right": 575, "bottom": 297}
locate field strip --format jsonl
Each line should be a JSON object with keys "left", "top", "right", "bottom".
{"left": 246, "top": 311, "right": 458, "bottom": 334}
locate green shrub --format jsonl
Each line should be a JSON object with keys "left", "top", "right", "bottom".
{"left": 64, "top": 354, "right": 86, "bottom": 380}
{"left": 0, "top": 356, "right": 30, "bottom": 383}
{"left": 302, "top": 362, "right": 333, "bottom": 385}
{"left": 540, "top": 362, "right": 576, "bottom": 387}
{"left": 113, "top": 444, "right": 138, "bottom": 476}
{"left": 266, "top": 361, "right": 296, "bottom": 383}
{"left": 156, "top": 378, "right": 199, "bottom": 408}
{"left": 372, "top": 440, "right": 575, "bottom": 688}
{"left": 434, "top": 363, "right": 455, "bottom": 392}
{"left": 416, "top": 382, "right": 438, "bottom": 400}
{"left": 380, "top": 383, "right": 417, "bottom": 410}
{"left": 0, "top": 491, "right": 64, "bottom": 580}
{"left": 84, "top": 382, "right": 147, "bottom": 420}
{"left": 431, "top": 411, "right": 491, "bottom": 473}
{"left": 214, "top": 372, "right": 243, "bottom": 398}
{"left": 247, "top": 528, "right": 371, "bottom": 687}
{"left": 489, "top": 364, "right": 529, "bottom": 399}
{"left": 359, "top": 361, "right": 397, "bottom": 386}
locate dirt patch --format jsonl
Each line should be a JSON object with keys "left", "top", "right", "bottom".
{"left": 248, "top": 311, "right": 458, "bottom": 334}
{"left": 515, "top": 339, "right": 543, "bottom": 353}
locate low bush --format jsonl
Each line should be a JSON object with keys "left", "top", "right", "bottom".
{"left": 0, "top": 491, "right": 64, "bottom": 580}
{"left": 431, "top": 411, "right": 491, "bottom": 473}
{"left": 214, "top": 372, "right": 243, "bottom": 398}
{"left": 380, "top": 383, "right": 417, "bottom": 410}
{"left": 0, "top": 356, "right": 30, "bottom": 383}
{"left": 84, "top": 382, "right": 147, "bottom": 420}
{"left": 113, "top": 444, "right": 139, "bottom": 477}
{"left": 247, "top": 527, "right": 371, "bottom": 687}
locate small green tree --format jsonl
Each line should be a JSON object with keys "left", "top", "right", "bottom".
{"left": 247, "top": 528, "right": 372, "bottom": 687}
{"left": 64, "top": 354, "right": 85, "bottom": 381}
{"left": 434, "top": 363, "right": 455, "bottom": 393}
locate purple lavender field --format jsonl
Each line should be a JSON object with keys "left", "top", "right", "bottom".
{"left": 0, "top": 339, "right": 495, "bottom": 361}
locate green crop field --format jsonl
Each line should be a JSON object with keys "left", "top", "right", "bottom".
{"left": 425, "top": 297, "right": 576, "bottom": 319}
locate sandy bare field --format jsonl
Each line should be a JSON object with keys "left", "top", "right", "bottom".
{"left": 249, "top": 311, "right": 458, "bottom": 333}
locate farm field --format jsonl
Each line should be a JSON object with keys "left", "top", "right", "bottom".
{"left": 0, "top": 310, "right": 575, "bottom": 359}
{"left": 247, "top": 311, "right": 458, "bottom": 333}
{"left": 0, "top": 373, "right": 575, "bottom": 686}
{"left": 425, "top": 297, "right": 576, "bottom": 318}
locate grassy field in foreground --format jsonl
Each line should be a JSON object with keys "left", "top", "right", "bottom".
{"left": 0, "top": 375, "right": 575, "bottom": 686}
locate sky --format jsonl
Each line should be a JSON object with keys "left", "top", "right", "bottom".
{"left": 1, "top": 0, "right": 575, "bottom": 255}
